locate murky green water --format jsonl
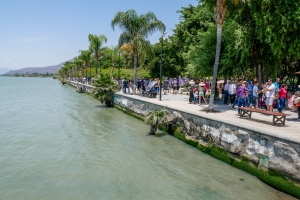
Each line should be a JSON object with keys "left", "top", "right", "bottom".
{"left": 0, "top": 77, "right": 285, "bottom": 199}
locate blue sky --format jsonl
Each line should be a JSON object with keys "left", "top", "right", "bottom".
{"left": 0, "top": 0, "right": 198, "bottom": 69}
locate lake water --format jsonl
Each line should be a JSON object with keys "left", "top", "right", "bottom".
{"left": 0, "top": 77, "right": 286, "bottom": 199}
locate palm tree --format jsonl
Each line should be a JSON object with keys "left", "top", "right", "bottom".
{"left": 88, "top": 34, "right": 107, "bottom": 76}
{"left": 79, "top": 50, "right": 91, "bottom": 78}
{"left": 74, "top": 57, "right": 83, "bottom": 78}
{"left": 111, "top": 9, "right": 165, "bottom": 84}
{"left": 206, "top": 0, "right": 241, "bottom": 111}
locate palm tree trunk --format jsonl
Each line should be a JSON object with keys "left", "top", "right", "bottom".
{"left": 95, "top": 59, "right": 98, "bottom": 76}
{"left": 208, "top": 25, "right": 223, "bottom": 111}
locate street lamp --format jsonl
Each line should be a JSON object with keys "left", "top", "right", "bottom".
{"left": 118, "top": 50, "right": 122, "bottom": 80}
{"left": 159, "top": 31, "right": 167, "bottom": 101}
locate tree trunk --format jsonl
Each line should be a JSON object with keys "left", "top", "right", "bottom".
{"left": 133, "top": 49, "right": 137, "bottom": 85}
{"left": 253, "top": 39, "right": 262, "bottom": 87}
{"left": 96, "top": 58, "right": 98, "bottom": 76}
{"left": 81, "top": 66, "right": 84, "bottom": 78}
{"left": 208, "top": 25, "right": 223, "bottom": 111}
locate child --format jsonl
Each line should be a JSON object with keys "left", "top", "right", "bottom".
{"left": 193, "top": 88, "right": 198, "bottom": 104}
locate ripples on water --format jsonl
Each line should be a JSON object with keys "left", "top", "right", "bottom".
{"left": 0, "top": 77, "right": 284, "bottom": 200}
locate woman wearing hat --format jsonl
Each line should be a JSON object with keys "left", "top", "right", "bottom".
{"left": 199, "top": 82, "right": 208, "bottom": 105}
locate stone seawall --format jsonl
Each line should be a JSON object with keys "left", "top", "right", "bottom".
{"left": 68, "top": 81, "right": 96, "bottom": 94}
{"left": 113, "top": 93, "right": 300, "bottom": 197}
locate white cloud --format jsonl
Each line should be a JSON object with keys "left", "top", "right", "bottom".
{"left": 4, "top": 59, "right": 12, "bottom": 62}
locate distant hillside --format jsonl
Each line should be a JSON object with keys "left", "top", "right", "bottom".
{"left": 3, "top": 58, "right": 74, "bottom": 75}
{"left": 0, "top": 68, "right": 12, "bottom": 75}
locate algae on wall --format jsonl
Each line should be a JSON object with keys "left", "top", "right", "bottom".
{"left": 113, "top": 100, "right": 300, "bottom": 199}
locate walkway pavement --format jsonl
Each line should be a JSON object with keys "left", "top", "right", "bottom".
{"left": 116, "top": 91, "right": 300, "bottom": 144}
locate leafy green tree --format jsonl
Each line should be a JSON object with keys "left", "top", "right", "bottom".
{"left": 111, "top": 9, "right": 165, "bottom": 84}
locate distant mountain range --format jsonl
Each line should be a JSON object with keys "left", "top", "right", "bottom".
{"left": 3, "top": 58, "right": 74, "bottom": 75}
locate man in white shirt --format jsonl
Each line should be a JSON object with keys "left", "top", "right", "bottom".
{"left": 228, "top": 81, "right": 236, "bottom": 105}
{"left": 264, "top": 79, "right": 276, "bottom": 111}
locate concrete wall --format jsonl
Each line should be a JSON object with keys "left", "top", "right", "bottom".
{"left": 114, "top": 94, "right": 300, "bottom": 183}
{"left": 68, "top": 81, "right": 96, "bottom": 94}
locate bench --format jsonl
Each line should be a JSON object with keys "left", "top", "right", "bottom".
{"left": 240, "top": 107, "right": 289, "bottom": 126}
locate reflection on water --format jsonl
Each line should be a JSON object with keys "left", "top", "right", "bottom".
{"left": 0, "top": 77, "right": 285, "bottom": 199}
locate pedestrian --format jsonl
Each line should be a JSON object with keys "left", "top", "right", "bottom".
{"left": 263, "top": 79, "right": 276, "bottom": 112}
{"left": 137, "top": 78, "right": 142, "bottom": 95}
{"left": 247, "top": 80, "right": 254, "bottom": 106}
{"left": 173, "top": 78, "right": 178, "bottom": 94}
{"left": 237, "top": 82, "right": 248, "bottom": 115}
{"left": 123, "top": 78, "right": 128, "bottom": 93}
{"left": 203, "top": 79, "right": 209, "bottom": 98}
{"left": 250, "top": 81, "right": 260, "bottom": 109}
{"left": 228, "top": 81, "right": 236, "bottom": 105}
{"left": 154, "top": 78, "right": 160, "bottom": 93}
{"left": 232, "top": 79, "right": 243, "bottom": 108}
{"left": 199, "top": 81, "right": 208, "bottom": 105}
{"left": 193, "top": 87, "right": 198, "bottom": 104}
{"left": 278, "top": 84, "right": 287, "bottom": 113}
{"left": 224, "top": 80, "right": 229, "bottom": 104}
{"left": 188, "top": 80, "right": 194, "bottom": 104}
{"left": 163, "top": 77, "right": 169, "bottom": 94}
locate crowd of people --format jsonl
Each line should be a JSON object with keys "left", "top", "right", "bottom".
{"left": 222, "top": 78, "right": 300, "bottom": 119}
{"left": 69, "top": 75, "right": 300, "bottom": 120}
{"left": 120, "top": 77, "right": 188, "bottom": 95}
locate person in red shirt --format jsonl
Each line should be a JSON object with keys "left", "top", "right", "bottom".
{"left": 278, "top": 84, "right": 287, "bottom": 113}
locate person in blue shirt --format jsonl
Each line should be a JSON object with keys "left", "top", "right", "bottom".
{"left": 249, "top": 81, "right": 260, "bottom": 109}
{"left": 273, "top": 78, "right": 280, "bottom": 107}
{"left": 247, "top": 80, "right": 254, "bottom": 106}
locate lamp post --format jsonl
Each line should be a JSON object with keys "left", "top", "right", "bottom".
{"left": 159, "top": 31, "right": 167, "bottom": 101}
{"left": 118, "top": 50, "right": 121, "bottom": 80}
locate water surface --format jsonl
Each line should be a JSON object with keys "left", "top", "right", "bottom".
{"left": 0, "top": 77, "right": 284, "bottom": 199}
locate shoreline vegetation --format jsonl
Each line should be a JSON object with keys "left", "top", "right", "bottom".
{"left": 1, "top": 73, "right": 56, "bottom": 78}
{"left": 67, "top": 80, "right": 300, "bottom": 199}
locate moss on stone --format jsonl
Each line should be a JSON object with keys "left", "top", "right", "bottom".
{"left": 174, "top": 129, "right": 300, "bottom": 199}
{"left": 114, "top": 105, "right": 145, "bottom": 121}
{"left": 114, "top": 105, "right": 300, "bottom": 198}
{"left": 210, "top": 146, "right": 233, "bottom": 165}
{"left": 174, "top": 128, "right": 186, "bottom": 142}
{"left": 158, "top": 124, "right": 166, "bottom": 132}
{"left": 185, "top": 139, "right": 199, "bottom": 148}
{"left": 232, "top": 160, "right": 300, "bottom": 198}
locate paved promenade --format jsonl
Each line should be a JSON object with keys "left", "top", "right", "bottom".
{"left": 116, "top": 91, "right": 300, "bottom": 144}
